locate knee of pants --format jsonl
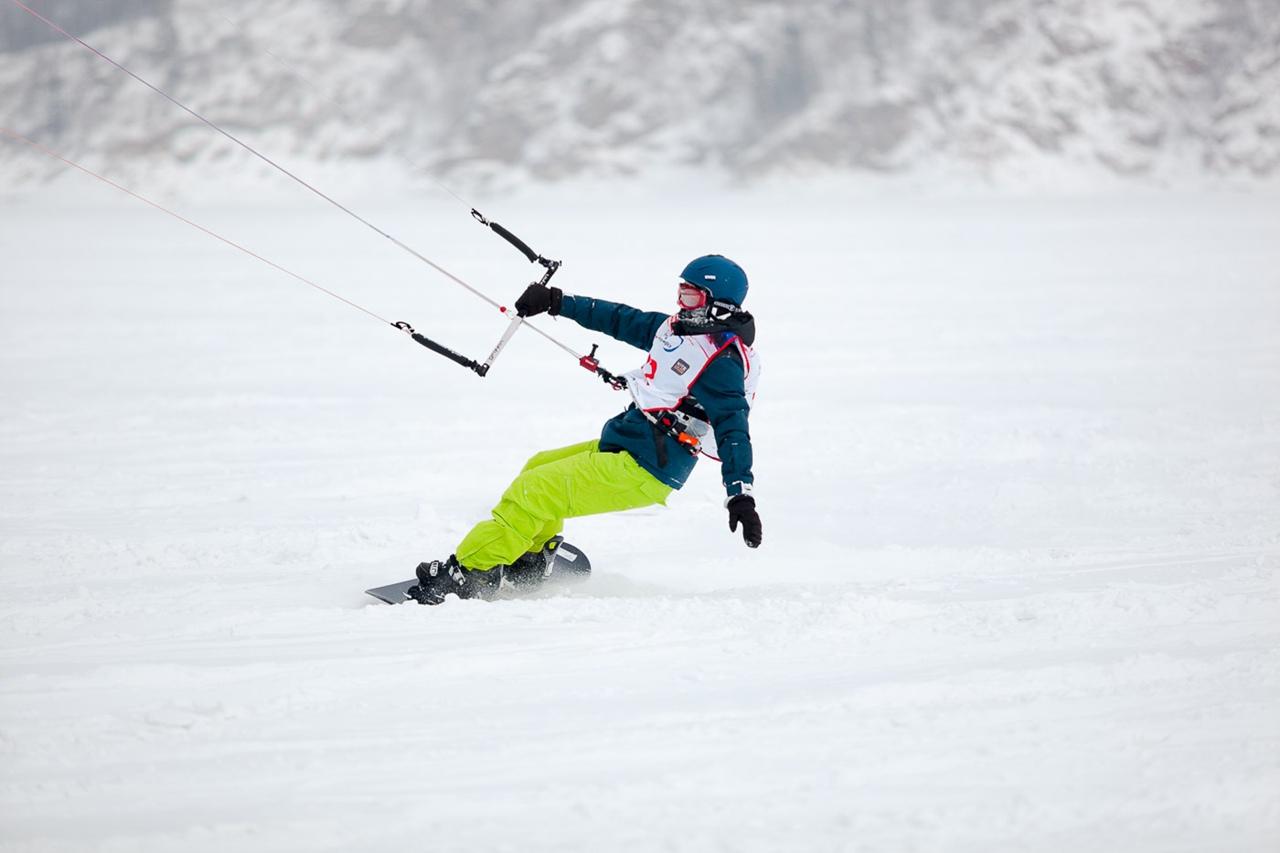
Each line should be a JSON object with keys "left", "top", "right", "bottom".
{"left": 520, "top": 449, "right": 557, "bottom": 473}
{"left": 518, "top": 440, "right": 597, "bottom": 475}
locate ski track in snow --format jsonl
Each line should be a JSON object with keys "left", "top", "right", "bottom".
{"left": 1, "top": 188, "right": 1278, "bottom": 852}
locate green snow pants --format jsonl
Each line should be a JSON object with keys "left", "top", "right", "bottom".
{"left": 455, "top": 439, "right": 672, "bottom": 571}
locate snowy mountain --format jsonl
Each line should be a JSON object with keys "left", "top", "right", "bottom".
{"left": 4, "top": 9, "right": 1280, "bottom": 851}
{"left": 2, "top": 0, "right": 1279, "bottom": 190}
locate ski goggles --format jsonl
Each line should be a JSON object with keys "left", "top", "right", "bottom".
{"left": 677, "top": 281, "right": 709, "bottom": 310}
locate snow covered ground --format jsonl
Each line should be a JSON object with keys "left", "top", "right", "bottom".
{"left": 1, "top": 182, "right": 1278, "bottom": 852}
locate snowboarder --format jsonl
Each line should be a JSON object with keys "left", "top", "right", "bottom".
{"left": 408, "top": 254, "right": 762, "bottom": 605}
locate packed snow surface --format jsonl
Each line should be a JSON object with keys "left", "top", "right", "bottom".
{"left": 1, "top": 184, "right": 1278, "bottom": 852}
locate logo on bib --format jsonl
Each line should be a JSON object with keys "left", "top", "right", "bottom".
{"left": 671, "top": 359, "right": 690, "bottom": 375}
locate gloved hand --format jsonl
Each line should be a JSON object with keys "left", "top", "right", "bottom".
{"left": 727, "top": 495, "right": 762, "bottom": 548}
{"left": 515, "top": 283, "right": 563, "bottom": 317}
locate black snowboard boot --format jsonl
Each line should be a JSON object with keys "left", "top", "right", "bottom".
{"left": 407, "top": 555, "right": 501, "bottom": 605}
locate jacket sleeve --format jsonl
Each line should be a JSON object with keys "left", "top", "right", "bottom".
{"left": 557, "top": 295, "right": 669, "bottom": 351}
{"left": 692, "top": 348, "right": 754, "bottom": 499}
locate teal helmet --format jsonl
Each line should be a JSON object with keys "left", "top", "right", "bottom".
{"left": 679, "top": 255, "right": 748, "bottom": 306}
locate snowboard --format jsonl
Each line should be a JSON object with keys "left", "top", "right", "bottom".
{"left": 364, "top": 539, "right": 592, "bottom": 605}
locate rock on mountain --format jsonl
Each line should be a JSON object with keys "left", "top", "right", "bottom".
{"left": 2, "top": 0, "right": 1277, "bottom": 190}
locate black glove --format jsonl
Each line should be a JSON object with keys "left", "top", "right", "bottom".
{"left": 727, "top": 495, "right": 762, "bottom": 548}
{"left": 515, "top": 283, "right": 563, "bottom": 317}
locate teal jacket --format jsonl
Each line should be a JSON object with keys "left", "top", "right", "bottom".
{"left": 558, "top": 295, "right": 755, "bottom": 498}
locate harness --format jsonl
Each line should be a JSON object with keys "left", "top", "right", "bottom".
{"left": 639, "top": 399, "right": 711, "bottom": 465}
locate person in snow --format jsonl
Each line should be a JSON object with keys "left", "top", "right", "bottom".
{"left": 407, "top": 254, "right": 762, "bottom": 605}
